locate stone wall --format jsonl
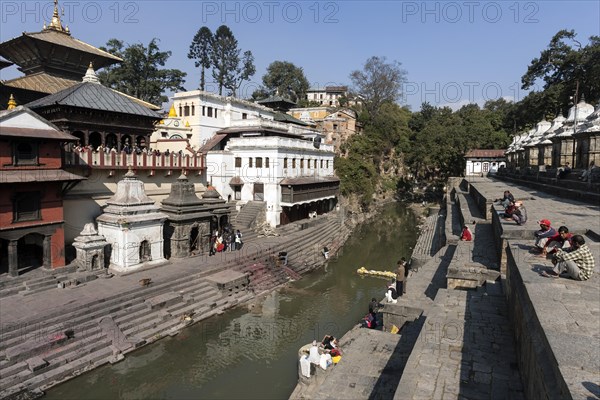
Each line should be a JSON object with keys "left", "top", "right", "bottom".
{"left": 504, "top": 244, "right": 572, "bottom": 399}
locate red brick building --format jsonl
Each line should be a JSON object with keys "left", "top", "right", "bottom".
{"left": 0, "top": 106, "right": 84, "bottom": 276}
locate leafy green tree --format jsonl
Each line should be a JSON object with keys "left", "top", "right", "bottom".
{"left": 188, "top": 26, "right": 213, "bottom": 91}
{"left": 98, "top": 38, "right": 186, "bottom": 105}
{"left": 210, "top": 25, "right": 255, "bottom": 96}
{"left": 521, "top": 30, "right": 600, "bottom": 113}
{"left": 349, "top": 56, "right": 407, "bottom": 119}
{"left": 253, "top": 61, "right": 309, "bottom": 102}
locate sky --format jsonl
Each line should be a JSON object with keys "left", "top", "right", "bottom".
{"left": 0, "top": 0, "right": 599, "bottom": 111}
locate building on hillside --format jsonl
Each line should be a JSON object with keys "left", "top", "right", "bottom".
{"left": 305, "top": 86, "right": 348, "bottom": 107}
{"left": 0, "top": 0, "right": 124, "bottom": 108}
{"left": 153, "top": 90, "right": 277, "bottom": 150}
{"left": 464, "top": 149, "right": 506, "bottom": 176}
{"left": 289, "top": 108, "right": 362, "bottom": 153}
{"left": 203, "top": 119, "right": 338, "bottom": 227}
{"left": 0, "top": 106, "right": 84, "bottom": 276}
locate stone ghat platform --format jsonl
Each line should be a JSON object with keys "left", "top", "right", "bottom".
{"left": 464, "top": 178, "right": 600, "bottom": 399}
{"left": 291, "top": 177, "right": 599, "bottom": 400}
{"left": 0, "top": 212, "right": 352, "bottom": 399}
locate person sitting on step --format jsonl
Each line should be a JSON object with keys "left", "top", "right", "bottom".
{"left": 541, "top": 226, "right": 573, "bottom": 256}
{"left": 532, "top": 219, "right": 556, "bottom": 253}
{"left": 542, "top": 235, "right": 595, "bottom": 280}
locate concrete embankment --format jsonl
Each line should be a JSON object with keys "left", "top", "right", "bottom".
{"left": 291, "top": 177, "right": 600, "bottom": 400}
{"left": 0, "top": 212, "right": 353, "bottom": 399}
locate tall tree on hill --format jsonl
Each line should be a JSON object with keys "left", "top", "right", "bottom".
{"left": 521, "top": 30, "right": 600, "bottom": 113}
{"left": 252, "top": 61, "right": 310, "bottom": 103}
{"left": 350, "top": 56, "right": 407, "bottom": 119}
{"left": 210, "top": 25, "right": 255, "bottom": 96}
{"left": 98, "top": 38, "right": 186, "bottom": 105}
{"left": 188, "top": 26, "right": 213, "bottom": 91}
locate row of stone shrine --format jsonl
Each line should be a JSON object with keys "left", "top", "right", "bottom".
{"left": 75, "top": 170, "right": 231, "bottom": 274}
{"left": 505, "top": 98, "right": 599, "bottom": 170}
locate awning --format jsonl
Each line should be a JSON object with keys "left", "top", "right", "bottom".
{"left": 1, "top": 169, "right": 86, "bottom": 183}
{"left": 199, "top": 133, "right": 227, "bottom": 152}
{"left": 229, "top": 176, "right": 244, "bottom": 185}
{"left": 281, "top": 195, "right": 337, "bottom": 207}
{"left": 280, "top": 176, "right": 340, "bottom": 186}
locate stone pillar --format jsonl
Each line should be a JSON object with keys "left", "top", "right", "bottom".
{"left": 43, "top": 234, "right": 52, "bottom": 268}
{"left": 8, "top": 240, "right": 18, "bottom": 277}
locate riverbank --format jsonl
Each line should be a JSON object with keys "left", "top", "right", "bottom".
{"left": 289, "top": 177, "right": 600, "bottom": 399}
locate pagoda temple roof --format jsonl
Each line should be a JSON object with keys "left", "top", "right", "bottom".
{"left": 26, "top": 81, "right": 161, "bottom": 119}
{"left": 3, "top": 73, "right": 79, "bottom": 94}
{"left": 274, "top": 112, "right": 310, "bottom": 126}
{"left": 0, "top": 58, "right": 12, "bottom": 70}
{"left": 0, "top": 29, "right": 122, "bottom": 79}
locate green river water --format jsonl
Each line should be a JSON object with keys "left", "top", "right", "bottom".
{"left": 45, "top": 203, "right": 418, "bottom": 400}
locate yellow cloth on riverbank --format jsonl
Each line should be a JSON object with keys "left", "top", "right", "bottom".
{"left": 356, "top": 267, "right": 396, "bottom": 279}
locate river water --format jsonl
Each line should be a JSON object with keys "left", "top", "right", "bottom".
{"left": 45, "top": 203, "right": 418, "bottom": 400}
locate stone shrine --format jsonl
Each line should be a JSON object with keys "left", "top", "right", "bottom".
{"left": 161, "top": 174, "right": 232, "bottom": 258}
{"left": 97, "top": 170, "right": 168, "bottom": 272}
{"left": 72, "top": 223, "right": 109, "bottom": 271}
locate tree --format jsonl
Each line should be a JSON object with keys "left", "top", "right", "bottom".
{"left": 225, "top": 50, "right": 256, "bottom": 97}
{"left": 253, "top": 61, "right": 309, "bottom": 102}
{"left": 521, "top": 30, "right": 600, "bottom": 113}
{"left": 349, "top": 56, "right": 407, "bottom": 119}
{"left": 188, "top": 26, "right": 213, "bottom": 91}
{"left": 98, "top": 38, "right": 186, "bottom": 105}
{"left": 209, "top": 25, "right": 255, "bottom": 96}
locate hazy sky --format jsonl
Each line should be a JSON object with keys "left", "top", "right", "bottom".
{"left": 1, "top": 0, "right": 599, "bottom": 110}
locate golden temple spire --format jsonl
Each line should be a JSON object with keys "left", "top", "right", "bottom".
{"left": 46, "top": 0, "right": 69, "bottom": 34}
{"left": 168, "top": 104, "right": 178, "bottom": 117}
{"left": 7, "top": 94, "right": 17, "bottom": 110}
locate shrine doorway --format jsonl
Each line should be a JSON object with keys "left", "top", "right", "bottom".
{"left": 139, "top": 240, "right": 151, "bottom": 262}
{"left": 17, "top": 233, "right": 44, "bottom": 273}
{"left": 189, "top": 226, "right": 199, "bottom": 253}
{"left": 0, "top": 239, "right": 8, "bottom": 275}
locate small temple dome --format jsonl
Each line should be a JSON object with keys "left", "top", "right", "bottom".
{"left": 202, "top": 186, "right": 221, "bottom": 199}
{"left": 566, "top": 99, "right": 594, "bottom": 123}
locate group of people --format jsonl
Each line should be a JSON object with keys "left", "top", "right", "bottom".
{"left": 530, "top": 219, "right": 595, "bottom": 281}
{"left": 496, "top": 190, "right": 528, "bottom": 225}
{"left": 209, "top": 226, "right": 243, "bottom": 256}
{"left": 302, "top": 335, "right": 342, "bottom": 375}
{"left": 72, "top": 142, "right": 190, "bottom": 157}
{"left": 496, "top": 188, "right": 595, "bottom": 281}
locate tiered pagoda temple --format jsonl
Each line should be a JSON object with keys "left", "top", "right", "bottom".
{"left": 0, "top": 0, "right": 123, "bottom": 107}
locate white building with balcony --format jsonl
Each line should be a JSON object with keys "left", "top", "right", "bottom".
{"left": 152, "top": 90, "right": 277, "bottom": 150}
{"left": 204, "top": 119, "right": 339, "bottom": 227}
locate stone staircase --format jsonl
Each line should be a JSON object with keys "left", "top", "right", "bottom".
{"left": 235, "top": 201, "right": 265, "bottom": 228}
{"left": 0, "top": 211, "right": 351, "bottom": 398}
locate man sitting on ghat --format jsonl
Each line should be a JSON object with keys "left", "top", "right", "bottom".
{"left": 542, "top": 235, "right": 595, "bottom": 280}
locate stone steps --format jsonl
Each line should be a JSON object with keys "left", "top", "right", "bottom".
{"left": 0, "top": 331, "right": 112, "bottom": 393}
{"left": 1, "top": 344, "right": 113, "bottom": 398}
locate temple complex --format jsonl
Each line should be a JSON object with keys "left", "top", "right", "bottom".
{"left": 505, "top": 97, "right": 599, "bottom": 171}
